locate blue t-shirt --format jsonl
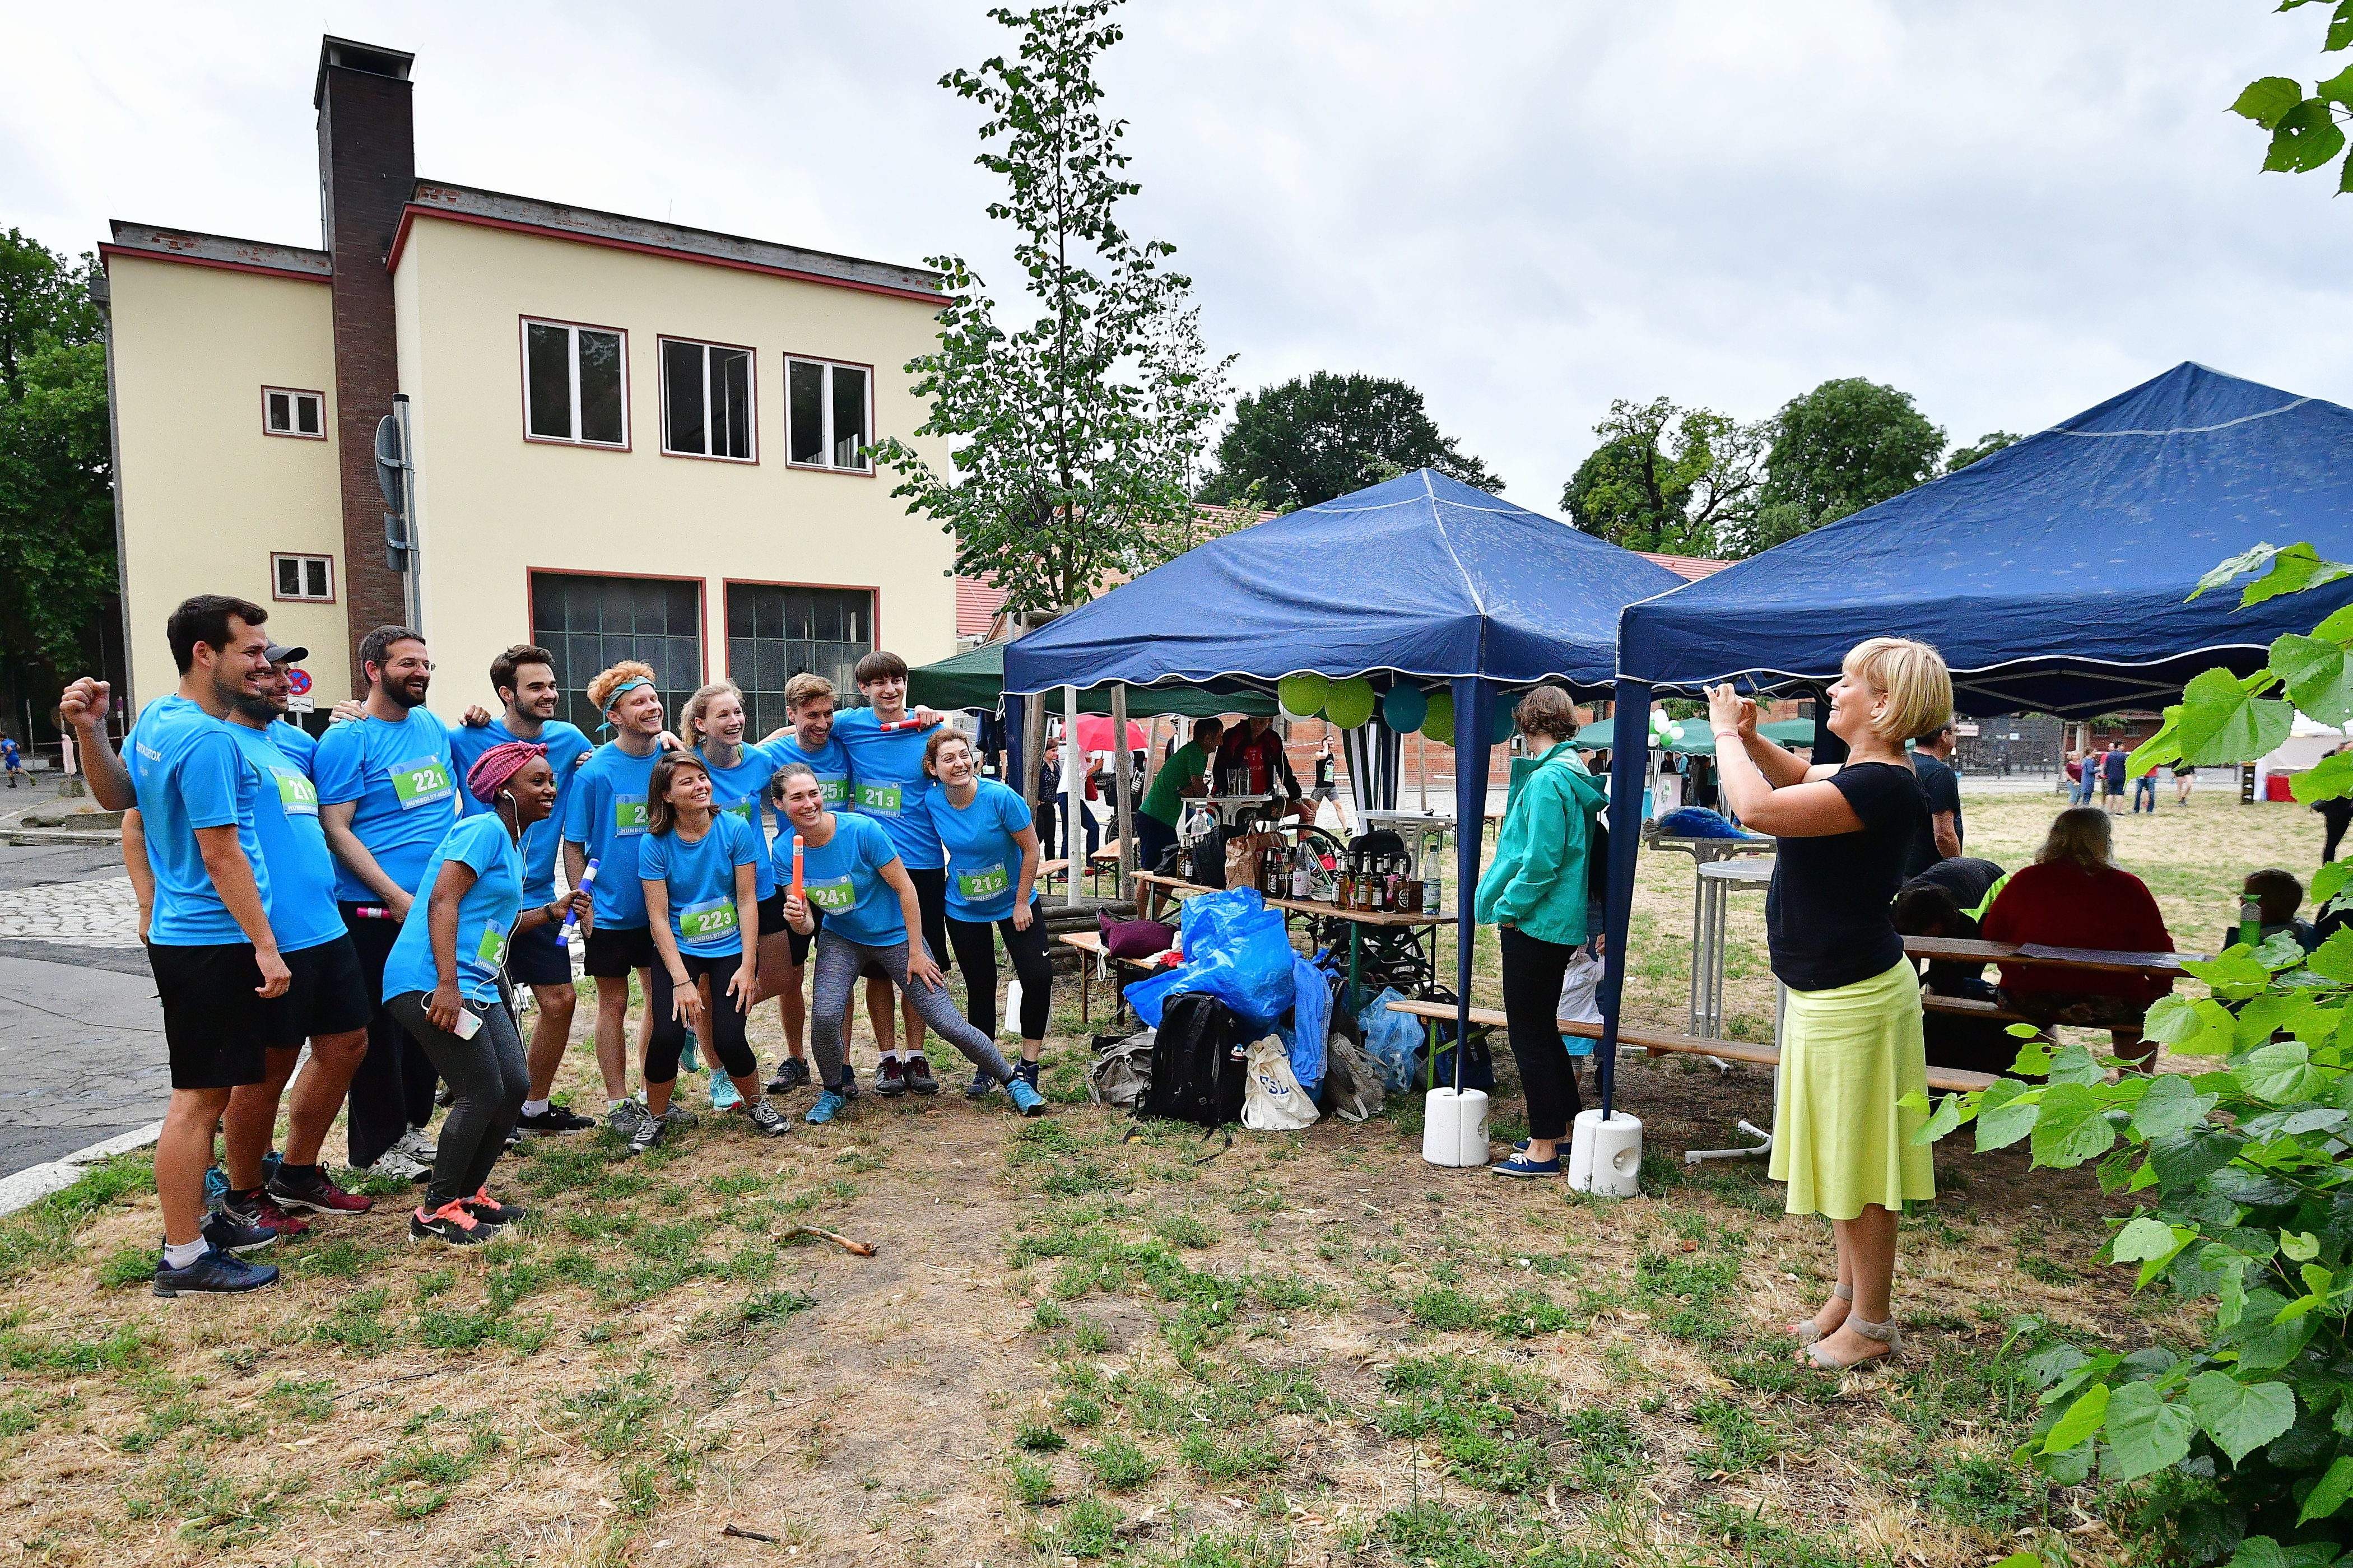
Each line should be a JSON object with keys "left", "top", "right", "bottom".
{"left": 697, "top": 741, "right": 787, "bottom": 900}
{"left": 221, "top": 720, "right": 345, "bottom": 953}
{"left": 923, "top": 778, "right": 1035, "bottom": 923}
{"left": 127, "top": 696, "right": 273, "bottom": 947}
{"left": 450, "top": 716, "right": 594, "bottom": 902}
{"left": 382, "top": 815, "right": 525, "bottom": 1006}
{"left": 311, "top": 707, "right": 461, "bottom": 904}
{"left": 831, "top": 708, "right": 943, "bottom": 870}
{"left": 560, "top": 742, "right": 662, "bottom": 929}
{"left": 765, "top": 731, "right": 855, "bottom": 840}
{"left": 1, "top": 739, "right": 17, "bottom": 766}
{"left": 638, "top": 811, "right": 759, "bottom": 959}
{"left": 782, "top": 811, "right": 904, "bottom": 947}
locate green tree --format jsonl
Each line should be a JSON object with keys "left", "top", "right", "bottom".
{"left": 871, "top": 0, "right": 1230, "bottom": 615}
{"left": 1560, "top": 396, "right": 1764, "bottom": 555}
{"left": 1735, "top": 377, "right": 1945, "bottom": 555}
{"left": 1194, "top": 371, "right": 1500, "bottom": 511}
{"left": 0, "top": 230, "right": 113, "bottom": 682}
{"left": 1946, "top": 430, "right": 2021, "bottom": 474}
{"left": 2230, "top": 0, "right": 2353, "bottom": 192}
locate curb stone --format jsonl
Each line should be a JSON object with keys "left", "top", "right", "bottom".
{"left": 0, "top": 1122, "right": 161, "bottom": 1218}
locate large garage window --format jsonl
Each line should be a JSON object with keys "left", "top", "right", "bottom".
{"left": 530, "top": 573, "right": 703, "bottom": 736}
{"left": 726, "top": 583, "right": 874, "bottom": 738}
{"left": 522, "top": 318, "right": 628, "bottom": 448}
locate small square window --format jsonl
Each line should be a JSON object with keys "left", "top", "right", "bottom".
{"left": 785, "top": 357, "right": 873, "bottom": 472}
{"left": 262, "top": 388, "right": 326, "bottom": 440}
{"left": 272, "top": 553, "right": 335, "bottom": 603}
{"left": 521, "top": 319, "right": 630, "bottom": 448}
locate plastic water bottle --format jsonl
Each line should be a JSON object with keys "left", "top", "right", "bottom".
{"left": 2239, "top": 897, "right": 2263, "bottom": 950}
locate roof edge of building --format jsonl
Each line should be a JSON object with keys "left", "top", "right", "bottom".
{"left": 102, "top": 222, "right": 333, "bottom": 280}
{"left": 401, "top": 182, "right": 945, "bottom": 300}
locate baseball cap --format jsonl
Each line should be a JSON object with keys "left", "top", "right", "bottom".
{"left": 264, "top": 642, "right": 310, "bottom": 665}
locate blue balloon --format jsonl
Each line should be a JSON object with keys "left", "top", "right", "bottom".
{"left": 1382, "top": 684, "right": 1428, "bottom": 733}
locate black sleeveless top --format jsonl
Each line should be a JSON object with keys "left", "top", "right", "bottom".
{"left": 1764, "top": 761, "right": 1928, "bottom": 992}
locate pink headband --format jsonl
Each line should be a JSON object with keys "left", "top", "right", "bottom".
{"left": 467, "top": 741, "right": 547, "bottom": 804}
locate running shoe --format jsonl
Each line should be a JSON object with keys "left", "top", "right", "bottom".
{"left": 409, "top": 1201, "right": 494, "bottom": 1246}
{"left": 744, "top": 1099, "right": 792, "bottom": 1137}
{"left": 1014, "top": 1059, "right": 1043, "bottom": 1092}
{"left": 1006, "top": 1079, "right": 1048, "bottom": 1118}
{"left": 661, "top": 1102, "right": 699, "bottom": 1129}
{"left": 459, "top": 1187, "right": 527, "bottom": 1226}
{"left": 368, "top": 1146, "right": 431, "bottom": 1183}
{"left": 1490, "top": 1152, "right": 1561, "bottom": 1178}
{"left": 767, "top": 1057, "right": 811, "bottom": 1094}
{"left": 199, "top": 1211, "right": 279, "bottom": 1256}
{"left": 904, "top": 1054, "right": 938, "bottom": 1095}
{"left": 805, "top": 1088, "right": 848, "bottom": 1125}
{"left": 390, "top": 1127, "right": 439, "bottom": 1165}
{"left": 964, "top": 1065, "right": 998, "bottom": 1100}
{"left": 203, "top": 1165, "right": 230, "bottom": 1207}
{"left": 516, "top": 1103, "right": 596, "bottom": 1134}
{"left": 678, "top": 1029, "right": 702, "bottom": 1075}
{"left": 840, "top": 1063, "right": 862, "bottom": 1101}
{"left": 626, "top": 1115, "right": 666, "bottom": 1157}
{"left": 153, "top": 1248, "right": 278, "bottom": 1296}
{"left": 218, "top": 1188, "right": 311, "bottom": 1241}
{"left": 710, "top": 1073, "right": 743, "bottom": 1111}
{"left": 873, "top": 1057, "right": 908, "bottom": 1097}
{"left": 267, "top": 1164, "right": 373, "bottom": 1215}
{"left": 606, "top": 1098, "right": 648, "bottom": 1137}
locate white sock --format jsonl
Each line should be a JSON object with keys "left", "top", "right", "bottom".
{"left": 162, "top": 1238, "right": 207, "bottom": 1269}
{"left": 881, "top": 1047, "right": 903, "bottom": 1062}
{"left": 520, "top": 1099, "right": 550, "bottom": 1118}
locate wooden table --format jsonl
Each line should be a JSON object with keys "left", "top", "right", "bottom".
{"left": 1901, "top": 936, "right": 2206, "bottom": 976}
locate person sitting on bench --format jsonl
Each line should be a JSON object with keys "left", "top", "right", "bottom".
{"left": 1980, "top": 807, "right": 2173, "bottom": 1071}
{"left": 1891, "top": 856, "right": 2018, "bottom": 1077}
{"left": 2222, "top": 867, "right": 2319, "bottom": 957}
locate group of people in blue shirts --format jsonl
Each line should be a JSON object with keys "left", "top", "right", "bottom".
{"left": 58, "top": 595, "right": 1054, "bottom": 1296}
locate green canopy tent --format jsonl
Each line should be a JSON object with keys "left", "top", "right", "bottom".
{"left": 909, "top": 641, "right": 1275, "bottom": 719}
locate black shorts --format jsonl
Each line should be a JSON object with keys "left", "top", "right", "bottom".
{"left": 757, "top": 891, "right": 787, "bottom": 938}
{"left": 788, "top": 906, "right": 822, "bottom": 967}
{"left": 147, "top": 941, "right": 271, "bottom": 1090}
{"left": 583, "top": 922, "right": 656, "bottom": 978}
{"left": 906, "top": 866, "right": 951, "bottom": 973}
{"left": 264, "top": 934, "right": 373, "bottom": 1050}
{"left": 508, "top": 919, "right": 575, "bottom": 987}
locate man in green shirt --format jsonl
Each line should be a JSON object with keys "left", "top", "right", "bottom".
{"left": 1136, "top": 717, "right": 1222, "bottom": 876}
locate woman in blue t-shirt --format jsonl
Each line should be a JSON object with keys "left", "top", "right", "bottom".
{"left": 680, "top": 679, "right": 787, "bottom": 1112}
{"left": 772, "top": 761, "right": 1043, "bottom": 1124}
{"left": 920, "top": 729, "right": 1053, "bottom": 1096}
{"left": 637, "top": 753, "right": 792, "bottom": 1152}
{"left": 384, "top": 742, "right": 585, "bottom": 1246}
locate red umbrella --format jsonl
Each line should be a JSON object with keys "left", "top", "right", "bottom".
{"left": 1068, "top": 715, "right": 1147, "bottom": 752}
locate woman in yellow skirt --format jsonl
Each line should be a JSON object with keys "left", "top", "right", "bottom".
{"left": 1706, "top": 637, "right": 1950, "bottom": 1370}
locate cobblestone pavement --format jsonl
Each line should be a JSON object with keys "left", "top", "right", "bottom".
{"left": 0, "top": 874, "right": 140, "bottom": 948}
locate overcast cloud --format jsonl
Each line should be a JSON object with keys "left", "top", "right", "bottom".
{"left": 2, "top": 1, "right": 2343, "bottom": 512}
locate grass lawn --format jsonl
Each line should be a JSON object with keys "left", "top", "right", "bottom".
{"left": 0, "top": 780, "right": 2315, "bottom": 1566}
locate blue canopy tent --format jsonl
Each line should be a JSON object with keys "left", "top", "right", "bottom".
{"left": 1592, "top": 362, "right": 2353, "bottom": 1114}
{"left": 1001, "top": 468, "right": 1686, "bottom": 1097}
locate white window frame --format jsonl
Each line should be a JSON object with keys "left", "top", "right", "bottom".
{"left": 270, "top": 552, "right": 336, "bottom": 603}
{"left": 520, "top": 317, "right": 631, "bottom": 449}
{"left": 658, "top": 337, "right": 758, "bottom": 463}
{"left": 784, "top": 356, "right": 875, "bottom": 474}
{"left": 262, "top": 387, "right": 326, "bottom": 440}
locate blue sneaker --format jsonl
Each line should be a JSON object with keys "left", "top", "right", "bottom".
{"left": 710, "top": 1072, "right": 742, "bottom": 1111}
{"left": 1006, "top": 1078, "right": 1048, "bottom": 1118}
{"left": 153, "top": 1246, "right": 279, "bottom": 1297}
{"left": 678, "top": 1030, "right": 702, "bottom": 1075}
{"left": 805, "top": 1088, "right": 848, "bottom": 1125}
{"left": 203, "top": 1165, "right": 229, "bottom": 1207}
{"left": 1490, "top": 1152, "right": 1560, "bottom": 1179}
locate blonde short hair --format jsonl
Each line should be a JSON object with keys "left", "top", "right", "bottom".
{"left": 1842, "top": 638, "right": 1951, "bottom": 744}
{"left": 2036, "top": 806, "right": 2116, "bottom": 872}
{"left": 587, "top": 660, "right": 659, "bottom": 714}
{"left": 784, "top": 672, "right": 836, "bottom": 712}
{"left": 678, "top": 680, "right": 744, "bottom": 746}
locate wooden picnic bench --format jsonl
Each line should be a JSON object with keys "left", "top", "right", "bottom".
{"left": 1901, "top": 936, "right": 2209, "bottom": 1043}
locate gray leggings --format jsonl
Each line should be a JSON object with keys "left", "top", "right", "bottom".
{"left": 808, "top": 930, "right": 1012, "bottom": 1091}
{"left": 388, "top": 990, "right": 527, "bottom": 1208}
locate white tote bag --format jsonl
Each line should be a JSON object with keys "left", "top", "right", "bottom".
{"left": 1000, "top": 977, "right": 1024, "bottom": 1037}
{"left": 1241, "top": 1037, "right": 1320, "bottom": 1130}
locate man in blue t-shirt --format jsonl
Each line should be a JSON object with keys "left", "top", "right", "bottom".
{"left": 2101, "top": 741, "right": 2129, "bottom": 813}
{"left": 313, "top": 625, "right": 458, "bottom": 1179}
{"left": 562, "top": 661, "right": 669, "bottom": 1133}
{"left": 76, "top": 596, "right": 287, "bottom": 1295}
{"left": 1, "top": 734, "right": 21, "bottom": 787}
{"left": 450, "top": 643, "right": 596, "bottom": 1135}
{"left": 831, "top": 650, "right": 950, "bottom": 1097}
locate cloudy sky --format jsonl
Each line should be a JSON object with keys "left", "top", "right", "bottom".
{"left": 3, "top": 1, "right": 2345, "bottom": 510}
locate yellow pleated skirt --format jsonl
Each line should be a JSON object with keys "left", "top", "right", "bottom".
{"left": 1769, "top": 957, "right": 1936, "bottom": 1220}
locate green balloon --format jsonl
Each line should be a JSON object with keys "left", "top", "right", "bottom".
{"left": 1277, "top": 672, "right": 1329, "bottom": 718}
{"left": 1423, "top": 688, "right": 1455, "bottom": 747}
{"left": 1382, "top": 684, "right": 1428, "bottom": 733}
{"left": 1491, "top": 699, "right": 1518, "bottom": 746}
{"left": 1325, "top": 676, "right": 1377, "bottom": 729}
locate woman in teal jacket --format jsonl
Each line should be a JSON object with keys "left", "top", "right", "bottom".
{"left": 1476, "top": 686, "right": 1607, "bottom": 1178}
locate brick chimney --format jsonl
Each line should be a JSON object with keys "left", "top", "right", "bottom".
{"left": 315, "top": 36, "right": 416, "bottom": 696}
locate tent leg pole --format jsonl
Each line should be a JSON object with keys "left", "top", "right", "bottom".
{"left": 1110, "top": 683, "right": 1134, "bottom": 904}
{"left": 1063, "top": 685, "right": 1083, "bottom": 909}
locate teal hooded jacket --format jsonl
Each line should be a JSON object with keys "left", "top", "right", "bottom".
{"left": 1475, "top": 741, "right": 1607, "bottom": 947}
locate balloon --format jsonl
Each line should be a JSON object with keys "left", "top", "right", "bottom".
{"left": 1324, "top": 676, "right": 1377, "bottom": 730}
{"left": 1382, "top": 684, "right": 1428, "bottom": 733}
{"left": 1423, "top": 687, "right": 1455, "bottom": 747}
{"left": 1277, "top": 673, "right": 1329, "bottom": 720}
{"left": 1491, "top": 699, "right": 1518, "bottom": 746}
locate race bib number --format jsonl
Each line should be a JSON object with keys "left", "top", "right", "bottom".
{"left": 803, "top": 874, "right": 857, "bottom": 914}
{"left": 855, "top": 782, "right": 902, "bottom": 815}
{"left": 613, "top": 793, "right": 649, "bottom": 837}
{"left": 390, "top": 755, "right": 455, "bottom": 810}
{"left": 474, "top": 922, "right": 509, "bottom": 971}
{"left": 957, "top": 862, "right": 1009, "bottom": 901}
{"left": 268, "top": 764, "right": 319, "bottom": 817}
{"left": 722, "top": 798, "right": 763, "bottom": 834}
{"left": 679, "top": 897, "right": 738, "bottom": 942}
{"left": 820, "top": 775, "right": 852, "bottom": 806}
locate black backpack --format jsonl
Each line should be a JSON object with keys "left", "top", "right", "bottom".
{"left": 1187, "top": 825, "right": 1231, "bottom": 889}
{"left": 1140, "top": 993, "right": 1247, "bottom": 1127}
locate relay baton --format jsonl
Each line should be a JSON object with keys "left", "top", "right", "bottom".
{"left": 790, "top": 836, "right": 804, "bottom": 899}
{"left": 877, "top": 717, "right": 926, "bottom": 732}
{"left": 564, "top": 858, "right": 600, "bottom": 930}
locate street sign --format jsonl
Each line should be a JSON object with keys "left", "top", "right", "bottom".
{"left": 287, "top": 696, "right": 315, "bottom": 714}
{"left": 286, "top": 668, "right": 313, "bottom": 697}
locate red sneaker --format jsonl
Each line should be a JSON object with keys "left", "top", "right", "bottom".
{"left": 266, "top": 1165, "right": 374, "bottom": 1215}
{"left": 219, "top": 1189, "right": 310, "bottom": 1240}
{"left": 873, "top": 1055, "right": 908, "bottom": 1097}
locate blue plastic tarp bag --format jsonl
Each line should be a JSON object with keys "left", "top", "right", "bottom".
{"left": 1285, "top": 953, "right": 1328, "bottom": 1094}
{"left": 1129, "top": 888, "right": 1297, "bottom": 1032}
{"left": 1179, "top": 887, "right": 1277, "bottom": 958}
{"left": 1124, "top": 964, "right": 1189, "bottom": 1030}
{"left": 1356, "top": 987, "right": 1422, "bottom": 1094}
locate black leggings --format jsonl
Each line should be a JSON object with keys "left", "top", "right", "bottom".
{"left": 647, "top": 951, "right": 757, "bottom": 1084}
{"left": 946, "top": 911, "right": 1054, "bottom": 1041}
{"left": 1499, "top": 925, "right": 1585, "bottom": 1141}
{"left": 387, "top": 990, "right": 527, "bottom": 1208}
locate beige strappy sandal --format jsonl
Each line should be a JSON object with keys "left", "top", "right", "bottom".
{"left": 1789, "top": 1283, "right": 1853, "bottom": 1347}
{"left": 1803, "top": 1314, "right": 1903, "bottom": 1370}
